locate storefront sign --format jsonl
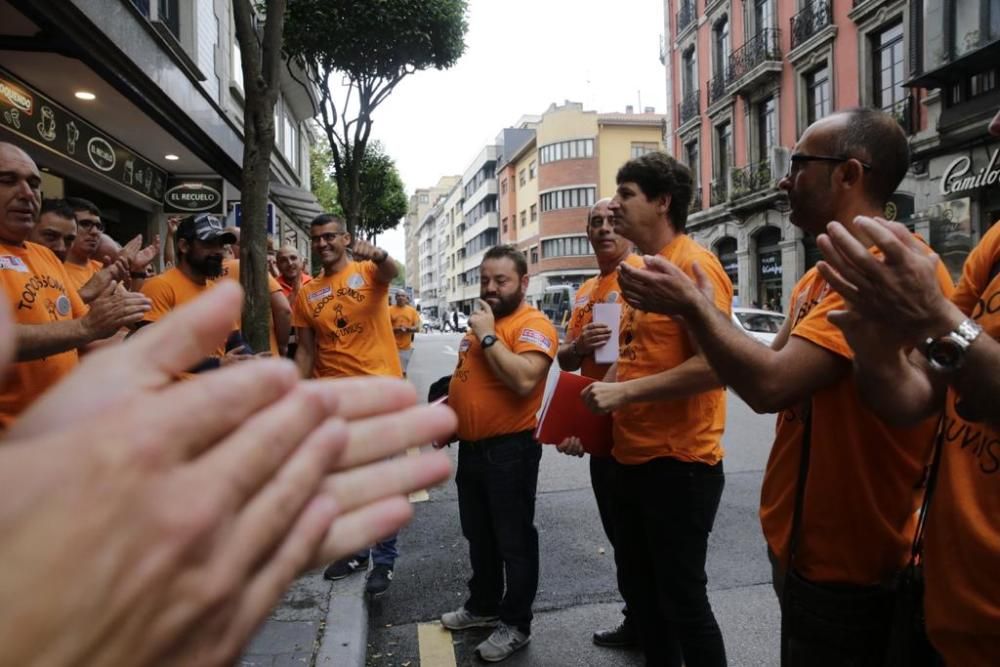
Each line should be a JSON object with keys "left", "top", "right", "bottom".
{"left": 164, "top": 178, "right": 224, "bottom": 213}
{"left": 940, "top": 148, "right": 1000, "bottom": 196}
{"left": 0, "top": 66, "right": 166, "bottom": 202}
{"left": 759, "top": 251, "right": 782, "bottom": 278}
{"left": 228, "top": 201, "right": 275, "bottom": 235}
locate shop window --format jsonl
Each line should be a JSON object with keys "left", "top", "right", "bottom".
{"left": 755, "top": 226, "right": 782, "bottom": 309}
{"left": 714, "top": 236, "right": 738, "bottom": 295}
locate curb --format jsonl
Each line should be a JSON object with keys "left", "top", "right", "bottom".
{"left": 315, "top": 571, "right": 370, "bottom": 667}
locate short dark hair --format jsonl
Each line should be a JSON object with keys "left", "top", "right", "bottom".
{"left": 482, "top": 244, "right": 528, "bottom": 278}
{"left": 40, "top": 198, "right": 75, "bottom": 221}
{"left": 64, "top": 197, "right": 101, "bottom": 217}
{"left": 832, "top": 108, "right": 910, "bottom": 206}
{"left": 310, "top": 213, "right": 346, "bottom": 231}
{"left": 616, "top": 151, "right": 693, "bottom": 233}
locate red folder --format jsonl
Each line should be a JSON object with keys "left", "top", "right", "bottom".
{"left": 535, "top": 372, "right": 614, "bottom": 457}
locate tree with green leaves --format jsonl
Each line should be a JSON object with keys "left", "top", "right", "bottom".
{"left": 310, "top": 144, "right": 342, "bottom": 216}
{"left": 356, "top": 141, "right": 408, "bottom": 240}
{"left": 284, "top": 0, "right": 468, "bottom": 237}
{"left": 232, "top": 0, "right": 286, "bottom": 353}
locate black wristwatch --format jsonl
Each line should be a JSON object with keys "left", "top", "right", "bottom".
{"left": 480, "top": 334, "right": 498, "bottom": 349}
{"left": 923, "top": 318, "right": 983, "bottom": 372}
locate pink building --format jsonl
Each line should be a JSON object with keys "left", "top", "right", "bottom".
{"left": 663, "top": 0, "right": 923, "bottom": 309}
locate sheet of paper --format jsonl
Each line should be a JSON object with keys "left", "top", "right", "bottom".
{"left": 592, "top": 303, "right": 621, "bottom": 364}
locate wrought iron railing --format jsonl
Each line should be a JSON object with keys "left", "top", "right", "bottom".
{"left": 731, "top": 160, "right": 774, "bottom": 198}
{"left": 709, "top": 74, "right": 728, "bottom": 104}
{"left": 885, "top": 96, "right": 914, "bottom": 134}
{"left": 678, "top": 88, "right": 700, "bottom": 126}
{"left": 710, "top": 181, "right": 729, "bottom": 207}
{"left": 790, "top": 0, "right": 832, "bottom": 50}
{"left": 676, "top": 1, "right": 696, "bottom": 33}
{"left": 727, "top": 29, "right": 782, "bottom": 84}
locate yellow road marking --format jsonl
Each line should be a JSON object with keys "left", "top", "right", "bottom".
{"left": 417, "top": 621, "right": 457, "bottom": 667}
{"left": 407, "top": 447, "right": 430, "bottom": 503}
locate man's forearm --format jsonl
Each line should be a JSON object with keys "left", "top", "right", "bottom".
{"left": 617, "top": 355, "right": 721, "bottom": 404}
{"left": 293, "top": 328, "right": 315, "bottom": 378}
{"left": 851, "top": 348, "right": 942, "bottom": 426}
{"left": 950, "top": 332, "right": 1000, "bottom": 429}
{"left": 483, "top": 342, "right": 544, "bottom": 397}
{"left": 374, "top": 253, "right": 398, "bottom": 284}
{"left": 15, "top": 321, "right": 92, "bottom": 361}
{"left": 556, "top": 340, "right": 583, "bottom": 372}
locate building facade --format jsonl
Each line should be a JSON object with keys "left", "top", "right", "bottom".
{"left": 665, "top": 0, "right": 924, "bottom": 309}
{"left": 0, "top": 0, "right": 321, "bottom": 260}
{"left": 403, "top": 175, "right": 458, "bottom": 297}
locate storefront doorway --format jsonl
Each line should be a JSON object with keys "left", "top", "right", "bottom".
{"left": 755, "top": 226, "right": 782, "bottom": 310}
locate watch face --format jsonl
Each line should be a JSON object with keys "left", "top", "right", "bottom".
{"left": 927, "top": 339, "right": 963, "bottom": 369}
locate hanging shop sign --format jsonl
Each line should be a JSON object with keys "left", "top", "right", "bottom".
{"left": 0, "top": 66, "right": 166, "bottom": 203}
{"left": 759, "top": 251, "right": 783, "bottom": 278}
{"left": 940, "top": 148, "right": 1000, "bottom": 196}
{"left": 164, "top": 177, "right": 224, "bottom": 213}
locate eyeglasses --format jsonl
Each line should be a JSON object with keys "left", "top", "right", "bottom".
{"left": 786, "top": 153, "right": 873, "bottom": 178}
{"left": 310, "top": 231, "right": 348, "bottom": 245}
{"left": 77, "top": 218, "right": 105, "bottom": 232}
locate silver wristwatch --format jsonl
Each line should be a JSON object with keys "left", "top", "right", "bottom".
{"left": 923, "top": 318, "right": 983, "bottom": 372}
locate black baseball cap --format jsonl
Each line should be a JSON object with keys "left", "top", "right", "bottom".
{"left": 175, "top": 214, "right": 237, "bottom": 244}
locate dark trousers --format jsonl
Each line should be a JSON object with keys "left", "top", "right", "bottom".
{"left": 613, "top": 456, "right": 727, "bottom": 667}
{"left": 456, "top": 431, "right": 541, "bottom": 634}
{"left": 590, "top": 455, "right": 630, "bottom": 622}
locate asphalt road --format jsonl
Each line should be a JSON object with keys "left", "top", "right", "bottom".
{"left": 360, "top": 332, "right": 782, "bottom": 667}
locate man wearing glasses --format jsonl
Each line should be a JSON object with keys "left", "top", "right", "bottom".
{"left": 615, "top": 108, "right": 954, "bottom": 664}
{"left": 62, "top": 197, "right": 106, "bottom": 289}
{"left": 291, "top": 212, "right": 403, "bottom": 596}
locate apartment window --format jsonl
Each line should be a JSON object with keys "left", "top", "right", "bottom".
{"left": 715, "top": 121, "right": 732, "bottom": 186}
{"left": 539, "top": 139, "right": 595, "bottom": 164}
{"left": 685, "top": 139, "right": 700, "bottom": 185}
{"left": 539, "top": 187, "right": 597, "bottom": 212}
{"left": 542, "top": 236, "right": 591, "bottom": 258}
{"left": 714, "top": 17, "right": 730, "bottom": 77}
{"left": 872, "top": 22, "right": 905, "bottom": 113}
{"left": 519, "top": 169, "right": 526, "bottom": 187}
{"left": 756, "top": 97, "right": 777, "bottom": 163}
{"left": 530, "top": 204, "right": 538, "bottom": 222}
{"left": 805, "top": 66, "right": 832, "bottom": 124}
{"left": 950, "top": 0, "right": 1000, "bottom": 59}
{"left": 631, "top": 142, "right": 659, "bottom": 158}
{"left": 682, "top": 47, "right": 697, "bottom": 96}
{"left": 502, "top": 217, "right": 508, "bottom": 234}
{"left": 464, "top": 228, "right": 498, "bottom": 256}
{"left": 420, "top": 194, "right": 429, "bottom": 204}
{"left": 754, "top": 0, "right": 773, "bottom": 33}
{"left": 283, "top": 113, "right": 299, "bottom": 170}
{"left": 231, "top": 39, "right": 244, "bottom": 92}
{"left": 520, "top": 210, "right": 527, "bottom": 227}
{"left": 501, "top": 178, "right": 508, "bottom": 194}
{"left": 530, "top": 246, "right": 539, "bottom": 264}
{"left": 529, "top": 161, "right": 536, "bottom": 180}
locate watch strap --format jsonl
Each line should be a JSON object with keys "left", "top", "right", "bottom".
{"left": 481, "top": 334, "right": 498, "bottom": 349}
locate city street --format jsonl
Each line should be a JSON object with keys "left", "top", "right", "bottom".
{"left": 362, "top": 332, "right": 781, "bottom": 666}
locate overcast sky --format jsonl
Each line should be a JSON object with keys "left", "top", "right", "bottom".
{"left": 367, "top": 0, "right": 668, "bottom": 263}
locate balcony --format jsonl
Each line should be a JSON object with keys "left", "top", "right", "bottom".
{"left": 678, "top": 88, "right": 700, "bottom": 127}
{"left": 676, "top": 1, "right": 696, "bottom": 35}
{"left": 727, "top": 29, "right": 783, "bottom": 96}
{"left": 884, "top": 96, "right": 914, "bottom": 135}
{"left": 790, "top": 0, "right": 832, "bottom": 51}
{"left": 708, "top": 74, "right": 729, "bottom": 106}
{"left": 710, "top": 181, "right": 729, "bottom": 207}
{"left": 731, "top": 160, "right": 774, "bottom": 199}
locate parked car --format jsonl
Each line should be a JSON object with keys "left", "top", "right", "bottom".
{"left": 732, "top": 307, "right": 786, "bottom": 346}
{"left": 421, "top": 316, "right": 441, "bottom": 333}
{"left": 441, "top": 312, "right": 468, "bottom": 333}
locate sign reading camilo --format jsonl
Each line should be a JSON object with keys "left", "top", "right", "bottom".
{"left": 164, "top": 178, "right": 224, "bottom": 214}
{"left": 940, "top": 148, "right": 1000, "bottom": 196}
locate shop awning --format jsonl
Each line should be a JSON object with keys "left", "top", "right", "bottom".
{"left": 269, "top": 180, "right": 324, "bottom": 227}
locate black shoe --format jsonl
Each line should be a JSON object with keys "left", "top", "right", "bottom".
{"left": 323, "top": 555, "right": 369, "bottom": 581}
{"left": 592, "top": 621, "right": 638, "bottom": 648}
{"left": 365, "top": 564, "right": 393, "bottom": 597}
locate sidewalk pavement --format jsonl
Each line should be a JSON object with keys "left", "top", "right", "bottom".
{"left": 240, "top": 568, "right": 370, "bottom": 667}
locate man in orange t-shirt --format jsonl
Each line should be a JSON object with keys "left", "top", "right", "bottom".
{"left": 388, "top": 292, "right": 420, "bottom": 375}
{"left": 0, "top": 143, "right": 150, "bottom": 427}
{"left": 292, "top": 213, "right": 402, "bottom": 594}
{"left": 579, "top": 152, "right": 729, "bottom": 667}
{"left": 619, "top": 111, "right": 948, "bottom": 664}
{"left": 275, "top": 244, "right": 311, "bottom": 358}
{"left": 555, "top": 197, "right": 643, "bottom": 649}
{"left": 441, "top": 245, "right": 556, "bottom": 662}
{"left": 29, "top": 199, "right": 77, "bottom": 263}
{"left": 813, "top": 106, "right": 1000, "bottom": 667}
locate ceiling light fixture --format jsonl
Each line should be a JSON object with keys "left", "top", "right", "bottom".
{"left": 164, "top": 154, "right": 180, "bottom": 161}
{"left": 74, "top": 91, "right": 96, "bottom": 101}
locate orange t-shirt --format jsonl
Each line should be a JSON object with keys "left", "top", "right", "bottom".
{"left": 448, "top": 302, "right": 557, "bottom": 441}
{"left": 566, "top": 254, "right": 644, "bottom": 380}
{"left": 760, "top": 248, "right": 954, "bottom": 585}
{"left": 0, "top": 241, "right": 87, "bottom": 427}
{"left": 291, "top": 260, "right": 401, "bottom": 378}
{"left": 62, "top": 259, "right": 102, "bottom": 294}
{"left": 389, "top": 304, "right": 421, "bottom": 351}
{"left": 220, "top": 259, "right": 283, "bottom": 355}
{"left": 140, "top": 267, "right": 230, "bottom": 357}
{"left": 278, "top": 273, "right": 312, "bottom": 299}
{"left": 924, "top": 222, "right": 1000, "bottom": 665}
{"left": 612, "top": 235, "right": 733, "bottom": 466}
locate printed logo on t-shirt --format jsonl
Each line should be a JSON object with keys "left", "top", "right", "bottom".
{"left": 574, "top": 293, "right": 588, "bottom": 307}
{"left": 606, "top": 291, "right": 619, "bottom": 303}
{"left": 459, "top": 338, "right": 471, "bottom": 352}
{"left": 347, "top": 273, "right": 365, "bottom": 289}
{"left": 0, "top": 255, "right": 29, "bottom": 273}
{"left": 55, "top": 294, "right": 71, "bottom": 316}
{"left": 518, "top": 328, "right": 552, "bottom": 352}
{"left": 307, "top": 286, "right": 332, "bottom": 302}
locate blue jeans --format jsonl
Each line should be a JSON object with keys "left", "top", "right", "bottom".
{"left": 358, "top": 534, "right": 398, "bottom": 567}
{"left": 456, "top": 431, "right": 541, "bottom": 634}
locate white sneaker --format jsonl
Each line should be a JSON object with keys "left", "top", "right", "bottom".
{"left": 475, "top": 622, "right": 531, "bottom": 662}
{"left": 440, "top": 606, "right": 499, "bottom": 630}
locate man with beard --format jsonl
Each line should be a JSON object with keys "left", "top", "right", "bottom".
{"left": 139, "top": 214, "right": 245, "bottom": 366}
{"left": 292, "top": 213, "right": 403, "bottom": 596}
{"left": 440, "top": 245, "right": 557, "bottom": 663}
